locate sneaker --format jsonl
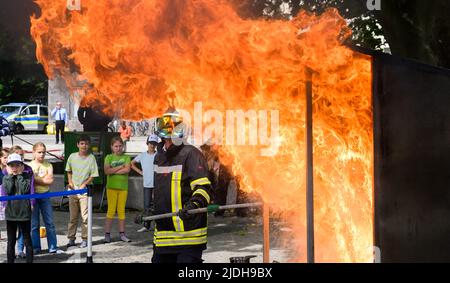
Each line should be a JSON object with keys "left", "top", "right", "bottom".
{"left": 137, "top": 227, "right": 148, "bottom": 233}
{"left": 119, "top": 233, "right": 131, "bottom": 242}
{"left": 49, "top": 249, "right": 65, "bottom": 254}
{"left": 67, "top": 239, "right": 76, "bottom": 248}
{"left": 79, "top": 240, "right": 87, "bottom": 248}
{"left": 104, "top": 233, "right": 111, "bottom": 243}
{"left": 33, "top": 249, "right": 41, "bottom": 255}
{"left": 17, "top": 252, "right": 26, "bottom": 259}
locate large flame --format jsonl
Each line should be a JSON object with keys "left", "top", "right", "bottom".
{"left": 31, "top": 0, "right": 373, "bottom": 262}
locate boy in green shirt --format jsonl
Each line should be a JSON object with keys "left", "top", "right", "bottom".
{"left": 65, "top": 135, "right": 99, "bottom": 248}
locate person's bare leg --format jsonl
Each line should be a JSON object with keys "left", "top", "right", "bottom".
{"left": 105, "top": 218, "right": 113, "bottom": 233}
{"left": 118, "top": 220, "right": 130, "bottom": 242}
{"left": 104, "top": 218, "right": 113, "bottom": 243}
{"left": 118, "top": 219, "right": 125, "bottom": 233}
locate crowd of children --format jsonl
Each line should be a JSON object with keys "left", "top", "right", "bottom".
{"left": 0, "top": 131, "right": 249, "bottom": 263}
{"left": 0, "top": 133, "right": 153, "bottom": 263}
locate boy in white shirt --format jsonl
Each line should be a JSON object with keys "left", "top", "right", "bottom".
{"left": 131, "top": 134, "right": 159, "bottom": 231}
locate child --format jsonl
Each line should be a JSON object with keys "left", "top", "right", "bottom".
{"left": 3, "top": 153, "right": 34, "bottom": 263}
{"left": 65, "top": 135, "right": 99, "bottom": 248}
{"left": 30, "top": 142, "right": 64, "bottom": 254}
{"left": 9, "top": 145, "right": 35, "bottom": 258}
{"left": 104, "top": 136, "right": 131, "bottom": 243}
{"left": 0, "top": 148, "right": 10, "bottom": 240}
{"left": 130, "top": 134, "right": 159, "bottom": 232}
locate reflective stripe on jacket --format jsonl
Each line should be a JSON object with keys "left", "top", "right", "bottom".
{"left": 153, "top": 143, "right": 212, "bottom": 253}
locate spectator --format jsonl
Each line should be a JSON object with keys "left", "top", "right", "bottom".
{"left": 3, "top": 153, "right": 34, "bottom": 263}
{"left": 50, "top": 101, "right": 68, "bottom": 144}
{"left": 118, "top": 121, "right": 132, "bottom": 152}
{"left": 0, "top": 116, "right": 10, "bottom": 149}
{"left": 0, "top": 148, "right": 10, "bottom": 240}
{"left": 30, "top": 142, "right": 64, "bottom": 254}
{"left": 130, "top": 134, "right": 160, "bottom": 232}
{"left": 65, "top": 135, "right": 99, "bottom": 249}
{"left": 118, "top": 121, "right": 132, "bottom": 142}
{"left": 103, "top": 136, "right": 132, "bottom": 243}
{"left": 9, "top": 146, "right": 35, "bottom": 259}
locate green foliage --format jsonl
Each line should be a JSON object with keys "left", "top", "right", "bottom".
{"left": 0, "top": 77, "right": 46, "bottom": 105}
{"left": 0, "top": 22, "right": 47, "bottom": 106}
{"left": 349, "top": 15, "right": 386, "bottom": 51}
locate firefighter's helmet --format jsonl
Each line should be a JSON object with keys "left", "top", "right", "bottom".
{"left": 155, "top": 109, "right": 186, "bottom": 139}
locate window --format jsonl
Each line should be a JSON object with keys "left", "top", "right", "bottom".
{"left": 40, "top": 107, "right": 48, "bottom": 116}
{"left": 28, "top": 106, "right": 38, "bottom": 115}
{"left": 21, "top": 108, "right": 30, "bottom": 116}
{"left": 0, "top": 106, "right": 21, "bottom": 114}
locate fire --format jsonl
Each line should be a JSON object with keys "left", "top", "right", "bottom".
{"left": 31, "top": 0, "right": 373, "bottom": 262}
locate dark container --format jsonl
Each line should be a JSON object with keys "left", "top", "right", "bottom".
{"left": 368, "top": 49, "right": 450, "bottom": 262}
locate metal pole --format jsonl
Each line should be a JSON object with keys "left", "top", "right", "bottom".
{"left": 140, "top": 202, "right": 262, "bottom": 222}
{"left": 306, "top": 69, "right": 315, "bottom": 263}
{"left": 263, "top": 202, "right": 270, "bottom": 263}
{"left": 86, "top": 186, "right": 93, "bottom": 263}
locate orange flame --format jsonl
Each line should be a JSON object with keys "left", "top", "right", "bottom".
{"left": 31, "top": 0, "right": 373, "bottom": 262}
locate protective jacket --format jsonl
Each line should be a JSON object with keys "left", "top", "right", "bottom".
{"left": 153, "top": 142, "right": 212, "bottom": 253}
{"left": 3, "top": 173, "right": 33, "bottom": 221}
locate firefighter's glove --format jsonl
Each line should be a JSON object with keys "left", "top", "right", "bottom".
{"left": 134, "top": 214, "right": 143, "bottom": 225}
{"left": 178, "top": 201, "right": 199, "bottom": 221}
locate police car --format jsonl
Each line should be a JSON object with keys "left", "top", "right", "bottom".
{"left": 0, "top": 103, "right": 49, "bottom": 133}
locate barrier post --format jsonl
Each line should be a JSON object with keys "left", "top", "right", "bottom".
{"left": 263, "top": 202, "right": 270, "bottom": 263}
{"left": 306, "top": 68, "right": 315, "bottom": 263}
{"left": 86, "top": 186, "right": 94, "bottom": 263}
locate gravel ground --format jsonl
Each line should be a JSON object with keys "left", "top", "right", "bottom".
{"left": 0, "top": 209, "right": 290, "bottom": 263}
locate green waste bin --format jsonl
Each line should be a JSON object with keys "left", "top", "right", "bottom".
{"left": 64, "top": 132, "right": 119, "bottom": 186}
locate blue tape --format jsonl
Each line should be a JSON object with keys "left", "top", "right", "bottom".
{"left": 0, "top": 189, "right": 88, "bottom": 202}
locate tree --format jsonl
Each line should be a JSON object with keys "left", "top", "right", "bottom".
{"left": 374, "top": 0, "right": 450, "bottom": 69}
{"left": 233, "top": 0, "right": 450, "bottom": 69}
{"left": 0, "top": 1, "right": 47, "bottom": 105}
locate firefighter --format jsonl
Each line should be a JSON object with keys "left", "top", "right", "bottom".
{"left": 152, "top": 109, "right": 212, "bottom": 263}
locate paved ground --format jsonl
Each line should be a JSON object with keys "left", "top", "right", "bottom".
{"left": 1, "top": 134, "right": 291, "bottom": 263}
{"left": 0, "top": 209, "right": 290, "bottom": 263}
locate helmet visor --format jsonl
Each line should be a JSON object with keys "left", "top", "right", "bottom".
{"left": 155, "top": 114, "right": 184, "bottom": 138}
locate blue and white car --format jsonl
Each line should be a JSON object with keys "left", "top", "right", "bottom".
{"left": 0, "top": 103, "right": 49, "bottom": 133}
{"left": 0, "top": 103, "right": 28, "bottom": 121}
